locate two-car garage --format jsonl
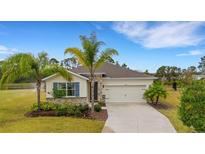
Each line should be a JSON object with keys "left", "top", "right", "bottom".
{"left": 102, "top": 78, "right": 154, "bottom": 104}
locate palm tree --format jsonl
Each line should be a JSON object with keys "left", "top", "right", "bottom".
{"left": 0, "top": 52, "right": 72, "bottom": 111}
{"left": 65, "top": 33, "right": 118, "bottom": 112}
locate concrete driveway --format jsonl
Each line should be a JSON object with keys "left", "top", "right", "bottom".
{"left": 102, "top": 103, "right": 176, "bottom": 133}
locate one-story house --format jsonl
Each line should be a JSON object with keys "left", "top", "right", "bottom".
{"left": 42, "top": 63, "right": 156, "bottom": 104}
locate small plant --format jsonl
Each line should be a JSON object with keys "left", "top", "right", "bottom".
{"left": 74, "top": 108, "right": 83, "bottom": 117}
{"left": 144, "top": 81, "right": 167, "bottom": 105}
{"left": 41, "top": 102, "right": 56, "bottom": 111}
{"left": 179, "top": 80, "right": 205, "bottom": 132}
{"left": 78, "top": 104, "right": 89, "bottom": 113}
{"left": 31, "top": 103, "right": 39, "bottom": 112}
{"left": 56, "top": 104, "right": 68, "bottom": 116}
{"left": 66, "top": 105, "right": 76, "bottom": 116}
{"left": 53, "top": 89, "right": 66, "bottom": 98}
{"left": 94, "top": 104, "right": 102, "bottom": 112}
{"left": 31, "top": 102, "right": 56, "bottom": 112}
{"left": 98, "top": 101, "right": 106, "bottom": 107}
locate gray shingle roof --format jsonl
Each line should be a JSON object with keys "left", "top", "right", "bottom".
{"left": 71, "top": 63, "right": 152, "bottom": 78}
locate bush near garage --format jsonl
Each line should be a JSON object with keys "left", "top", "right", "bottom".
{"left": 144, "top": 81, "right": 167, "bottom": 105}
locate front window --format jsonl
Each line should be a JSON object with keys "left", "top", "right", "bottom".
{"left": 53, "top": 82, "right": 80, "bottom": 98}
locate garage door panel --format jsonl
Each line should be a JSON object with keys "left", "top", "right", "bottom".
{"left": 103, "top": 85, "right": 146, "bottom": 103}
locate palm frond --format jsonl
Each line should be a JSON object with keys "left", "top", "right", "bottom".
{"left": 94, "top": 48, "right": 118, "bottom": 71}
{"left": 0, "top": 53, "right": 36, "bottom": 88}
{"left": 37, "top": 51, "right": 49, "bottom": 69}
{"left": 41, "top": 64, "right": 73, "bottom": 81}
{"left": 57, "top": 66, "right": 73, "bottom": 81}
{"left": 64, "top": 47, "right": 88, "bottom": 67}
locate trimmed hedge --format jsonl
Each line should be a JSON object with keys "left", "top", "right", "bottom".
{"left": 31, "top": 102, "right": 90, "bottom": 117}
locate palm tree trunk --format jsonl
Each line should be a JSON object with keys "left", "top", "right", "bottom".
{"left": 156, "top": 95, "right": 159, "bottom": 105}
{"left": 90, "top": 76, "right": 95, "bottom": 113}
{"left": 36, "top": 82, "right": 41, "bottom": 111}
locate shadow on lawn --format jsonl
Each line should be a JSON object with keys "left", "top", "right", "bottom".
{"left": 149, "top": 102, "right": 174, "bottom": 110}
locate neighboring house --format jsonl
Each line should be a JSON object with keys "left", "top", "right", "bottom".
{"left": 193, "top": 72, "right": 205, "bottom": 80}
{"left": 43, "top": 63, "right": 156, "bottom": 104}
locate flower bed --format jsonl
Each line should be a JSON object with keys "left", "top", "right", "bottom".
{"left": 25, "top": 102, "right": 108, "bottom": 121}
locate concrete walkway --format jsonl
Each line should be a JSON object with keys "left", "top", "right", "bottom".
{"left": 102, "top": 103, "right": 176, "bottom": 133}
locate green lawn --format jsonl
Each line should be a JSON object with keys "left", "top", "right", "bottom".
{"left": 0, "top": 89, "right": 105, "bottom": 133}
{"left": 157, "top": 87, "right": 193, "bottom": 133}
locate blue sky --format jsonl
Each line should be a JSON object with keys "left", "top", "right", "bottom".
{"left": 0, "top": 21, "right": 205, "bottom": 72}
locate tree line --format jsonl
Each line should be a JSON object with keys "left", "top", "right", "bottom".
{"left": 153, "top": 56, "right": 205, "bottom": 85}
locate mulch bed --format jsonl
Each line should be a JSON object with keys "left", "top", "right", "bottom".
{"left": 25, "top": 109, "right": 108, "bottom": 121}
{"left": 88, "top": 109, "right": 108, "bottom": 121}
{"left": 149, "top": 102, "right": 173, "bottom": 110}
{"left": 25, "top": 111, "right": 57, "bottom": 117}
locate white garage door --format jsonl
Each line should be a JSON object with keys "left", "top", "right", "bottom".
{"left": 104, "top": 85, "right": 146, "bottom": 103}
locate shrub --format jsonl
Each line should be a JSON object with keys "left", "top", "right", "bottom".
{"left": 31, "top": 103, "right": 39, "bottom": 112}
{"left": 31, "top": 102, "right": 56, "bottom": 111}
{"left": 66, "top": 105, "right": 76, "bottom": 116}
{"left": 98, "top": 101, "right": 106, "bottom": 107}
{"left": 74, "top": 108, "right": 83, "bottom": 117}
{"left": 53, "top": 89, "right": 66, "bottom": 98}
{"left": 144, "top": 81, "right": 167, "bottom": 104}
{"left": 78, "top": 104, "right": 89, "bottom": 113}
{"left": 56, "top": 104, "right": 68, "bottom": 116}
{"left": 31, "top": 102, "right": 90, "bottom": 117}
{"left": 94, "top": 104, "right": 102, "bottom": 112}
{"left": 56, "top": 103, "right": 90, "bottom": 117}
{"left": 179, "top": 80, "right": 205, "bottom": 132}
{"left": 41, "top": 102, "right": 56, "bottom": 111}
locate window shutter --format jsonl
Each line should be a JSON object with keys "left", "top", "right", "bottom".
{"left": 75, "top": 82, "right": 80, "bottom": 97}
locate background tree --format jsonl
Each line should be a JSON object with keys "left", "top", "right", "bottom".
{"left": 121, "top": 63, "right": 129, "bottom": 69}
{"left": 61, "top": 57, "right": 78, "bottom": 68}
{"left": 65, "top": 33, "right": 118, "bottom": 112}
{"left": 198, "top": 56, "right": 205, "bottom": 73}
{"left": 49, "top": 58, "right": 59, "bottom": 65}
{"left": 144, "top": 69, "right": 149, "bottom": 74}
{"left": 0, "top": 52, "right": 72, "bottom": 111}
{"left": 0, "top": 60, "right": 4, "bottom": 80}
{"left": 187, "top": 66, "right": 197, "bottom": 73}
{"left": 115, "top": 61, "right": 120, "bottom": 66}
{"left": 179, "top": 66, "right": 197, "bottom": 86}
{"left": 155, "top": 66, "right": 167, "bottom": 81}
{"left": 155, "top": 66, "right": 181, "bottom": 83}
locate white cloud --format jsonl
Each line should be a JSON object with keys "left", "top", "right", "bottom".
{"left": 0, "top": 45, "right": 17, "bottom": 54}
{"left": 176, "top": 50, "right": 203, "bottom": 56}
{"left": 112, "top": 21, "right": 205, "bottom": 48}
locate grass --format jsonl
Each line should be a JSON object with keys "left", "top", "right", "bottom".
{"left": 157, "top": 86, "right": 193, "bottom": 133}
{"left": 0, "top": 89, "right": 105, "bottom": 133}
{"left": 2, "top": 83, "right": 35, "bottom": 90}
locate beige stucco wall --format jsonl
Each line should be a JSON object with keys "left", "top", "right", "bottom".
{"left": 45, "top": 74, "right": 88, "bottom": 98}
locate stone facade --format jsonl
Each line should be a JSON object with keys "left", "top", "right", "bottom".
{"left": 47, "top": 97, "right": 88, "bottom": 104}
{"left": 95, "top": 75, "right": 104, "bottom": 102}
